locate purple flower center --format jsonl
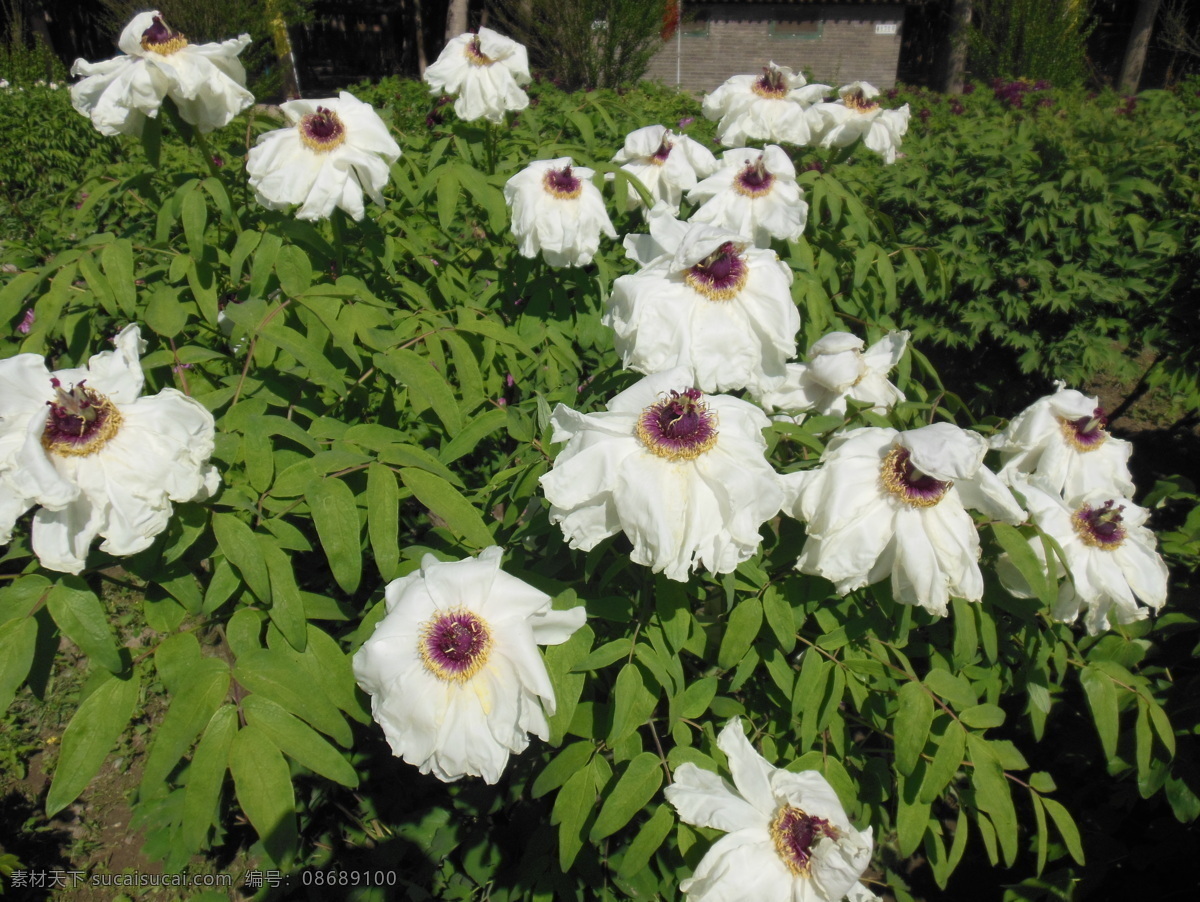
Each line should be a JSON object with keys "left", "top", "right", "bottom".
{"left": 140, "top": 16, "right": 187, "bottom": 55}
{"left": 636, "top": 388, "right": 718, "bottom": 461}
{"left": 464, "top": 35, "right": 494, "bottom": 67}
{"left": 752, "top": 67, "right": 788, "bottom": 99}
{"left": 41, "top": 378, "right": 123, "bottom": 457}
{"left": 299, "top": 107, "right": 347, "bottom": 153}
{"left": 843, "top": 88, "right": 880, "bottom": 113}
{"left": 419, "top": 609, "right": 493, "bottom": 682}
{"left": 770, "top": 806, "right": 839, "bottom": 875}
{"left": 543, "top": 166, "right": 583, "bottom": 199}
{"left": 1058, "top": 407, "right": 1108, "bottom": 452}
{"left": 651, "top": 134, "right": 674, "bottom": 164}
{"left": 880, "top": 446, "right": 951, "bottom": 507}
{"left": 1072, "top": 500, "right": 1126, "bottom": 549}
{"left": 734, "top": 156, "right": 775, "bottom": 198}
{"left": 684, "top": 242, "right": 749, "bottom": 301}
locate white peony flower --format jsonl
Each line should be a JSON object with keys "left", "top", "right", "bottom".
{"left": 245, "top": 91, "right": 401, "bottom": 222}
{"left": 605, "top": 205, "right": 799, "bottom": 394}
{"left": 703, "top": 63, "right": 831, "bottom": 148}
{"left": 665, "top": 718, "right": 877, "bottom": 902}
{"left": 757, "top": 331, "right": 909, "bottom": 417}
{"left": 812, "top": 82, "right": 910, "bottom": 165}
{"left": 1001, "top": 479, "right": 1168, "bottom": 635}
{"left": 783, "top": 423, "right": 1025, "bottom": 616}
{"left": 352, "top": 546, "right": 586, "bottom": 783}
{"left": 539, "top": 368, "right": 783, "bottom": 582}
{"left": 610, "top": 124, "right": 719, "bottom": 213}
{"left": 0, "top": 325, "right": 219, "bottom": 574}
{"left": 69, "top": 12, "right": 253, "bottom": 137}
{"left": 994, "top": 384, "right": 1135, "bottom": 501}
{"left": 688, "top": 145, "right": 808, "bottom": 246}
{"left": 503, "top": 157, "right": 617, "bottom": 267}
{"left": 423, "top": 27, "right": 531, "bottom": 124}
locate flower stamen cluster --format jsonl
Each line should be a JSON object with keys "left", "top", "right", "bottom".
{"left": 464, "top": 35, "right": 494, "bottom": 67}
{"left": 419, "top": 609, "right": 493, "bottom": 682}
{"left": 752, "top": 66, "right": 789, "bottom": 99}
{"left": 298, "top": 106, "right": 347, "bottom": 152}
{"left": 734, "top": 156, "right": 776, "bottom": 198}
{"left": 139, "top": 16, "right": 187, "bottom": 55}
{"left": 770, "top": 806, "right": 840, "bottom": 876}
{"left": 880, "top": 446, "right": 951, "bottom": 507}
{"left": 1072, "top": 500, "right": 1127, "bottom": 549}
{"left": 842, "top": 87, "right": 880, "bottom": 113}
{"left": 1057, "top": 407, "right": 1108, "bottom": 452}
{"left": 41, "top": 379, "right": 123, "bottom": 457}
{"left": 543, "top": 166, "right": 583, "bottom": 200}
{"left": 683, "top": 242, "right": 749, "bottom": 300}
{"left": 636, "top": 389, "right": 719, "bottom": 460}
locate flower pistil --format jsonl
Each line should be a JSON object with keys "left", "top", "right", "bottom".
{"left": 420, "top": 609, "right": 494, "bottom": 682}
{"left": 636, "top": 388, "right": 718, "bottom": 460}
{"left": 1058, "top": 407, "right": 1108, "bottom": 452}
{"left": 752, "top": 67, "right": 788, "bottom": 99}
{"left": 683, "top": 242, "right": 749, "bottom": 300}
{"left": 733, "top": 155, "right": 775, "bottom": 197}
{"left": 1072, "top": 500, "right": 1127, "bottom": 549}
{"left": 41, "top": 378, "right": 123, "bottom": 457}
{"left": 542, "top": 166, "right": 583, "bottom": 199}
{"left": 880, "top": 445, "right": 951, "bottom": 507}
{"left": 464, "top": 35, "right": 494, "bottom": 67}
{"left": 299, "top": 107, "right": 347, "bottom": 152}
{"left": 770, "top": 806, "right": 839, "bottom": 876}
{"left": 140, "top": 16, "right": 188, "bottom": 55}
{"left": 843, "top": 87, "right": 880, "bottom": 113}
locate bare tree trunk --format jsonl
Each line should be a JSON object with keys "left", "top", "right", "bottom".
{"left": 445, "top": 0, "right": 470, "bottom": 41}
{"left": 939, "top": 0, "right": 973, "bottom": 94}
{"left": 265, "top": 0, "right": 301, "bottom": 98}
{"left": 1118, "top": 0, "right": 1162, "bottom": 94}
{"left": 414, "top": 0, "right": 428, "bottom": 75}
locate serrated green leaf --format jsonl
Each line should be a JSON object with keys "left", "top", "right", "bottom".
{"left": 306, "top": 477, "right": 362, "bottom": 595}
{"left": 895, "top": 681, "right": 934, "bottom": 777}
{"left": 718, "top": 598, "right": 762, "bottom": 671}
{"left": 181, "top": 704, "right": 236, "bottom": 853}
{"left": 46, "top": 580, "right": 123, "bottom": 673}
{"left": 46, "top": 670, "right": 140, "bottom": 816}
{"left": 242, "top": 695, "right": 358, "bottom": 787}
{"left": 229, "top": 725, "right": 297, "bottom": 867}
{"left": 590, "top": 753, "right": 663, "bottom": 841}
{"left": 399, "top": 467, "right": 492, "bottom": 548}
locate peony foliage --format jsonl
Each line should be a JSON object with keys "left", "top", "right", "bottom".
{"left": 0, "top": 30, "right": 1197, "bottom": 901}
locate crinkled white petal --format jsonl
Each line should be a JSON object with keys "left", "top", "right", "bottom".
{"left": 352, "top": 547, "right": 585, "bottom": 783}
{"left": 688, "top": 146, "right": 806, "bottom": 246}
{"left": 424, "top": 27, "right": 530, "bottom": 124}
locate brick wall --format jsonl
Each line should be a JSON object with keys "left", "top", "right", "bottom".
{"left": 646, "top": 3, "right": 906, "bottom": 96}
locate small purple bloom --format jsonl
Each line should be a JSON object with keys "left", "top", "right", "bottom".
{"left": 17, "top": 308, "right": 35, "bottom": 334}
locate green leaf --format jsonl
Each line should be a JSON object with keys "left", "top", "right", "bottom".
{"left": 154, "top": 632, "right": 202, "bottom": 695}
{"left": 250, "top": 231, "right": 283, "bottom": 299}
{"left": 306, "top": 477, "right": 362, "bottom": 595}
{"left": 144, "top": 285, "right": 188, "bottom": 337}
{"left": 275, "top": 244, "right": 313, "bottom": 297}
{"left": 141, "top": 661, "right": 230, "bottom": 793}
{"left": 590, "top": 753, "right": 663, "bottom": 841}
{"left": 242, "top": 695, "right": 359, "bottom": 787}
{"left": 435, "top": 165, "right": 461, "bottom": 232}
{"left": 607, "top": 663, "right": 657, "bottom": 747}
{"left": 1080, "top": 664, "right": 1119, "bottom": 761}
{"left": 617, "top": 803, "right": 674, "bottom": 880}
{"left": 551, "top": 761, "right": 595, "bottom": 873}
{"left": 533, "top": 741, "right": 595, "bottom": 799}
{"left": 1042, "top": 796, "right": 1085, "bottom": 865}
{"left": 46, "top": 580, "right": 123, "bottom": 673}
{"left": 718, "top": 598, "right": 762, "bottom": 671}
{"left": 895, "top": 681, "right": 934, "bottom": 777}
{"left": 1030, "top": 789, "right": 1048, "bottom": 875}
{"left": 896, "top": 769, "right": 930, "bottom": 857}
{"left": 259, "top": 537, "right": 308, "bottom": 651}
{"left": 232, "top": 647, "right": 349, "bottom": 744}
{"left": 762, "top": 587, "right": 796, "bottom": 653}
{"left": 100, "top": 239, "right": 137, "bottom": 317}
{"left": 181, "top": 704, "right": 236, "bottom": 853}
{"left": 181, "top": 187, "right": 208, "bottom": 260}
{"left": 46, "top": 670, "right": 140, "bottom": 817}
{"left": 923, "top": 668, "right": 977, "bottom": 710}
{"left": 992, "top": 523, "right": 1056, "bottom": 607}
{"left": 400, "top": 467, "right": 493, "bottom": 548}
{"left": 966, "top": 734, "right": 1018, "bottom": 866}
{"left": 571, "top": 638, "right": 632, "bottom": 672}
{"left": 678, "top": 676, "right": 718, "bottom": 720}
{"left": 959, "top": 704, "right": 1006, "bottom": 730}
{"left": 440, "top": 408, "right": 508, "bottom": 464}
{"left": 0, "top": 617, "right": 38, "bottom": 712}
{"left": 229, "top": 725, "right": 298, "bottom": 867}
{"left": 374, "top": 349, "right": 464, "bottom": 436}
{"left": 920, "top": 721, "right": 967, "bottom": 804}
{"left": 366, "top": 463, "right": 401, "bottom": 581}
{"left": 212, "top": 513, "right": 271, "bottom": 603}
